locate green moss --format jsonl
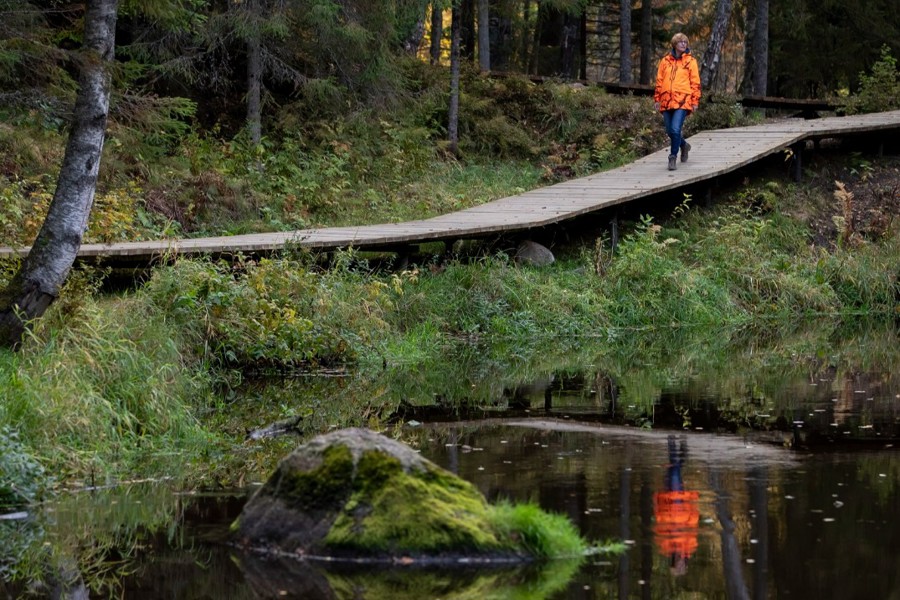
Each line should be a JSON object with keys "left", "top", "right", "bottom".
{"left": 326, "top": 450, "right": 503, "bottom": 554}
{"left": 276, "top": 445, "right": 355, "bottom": 512}
{"left": 323, "top": 449, "right": 589, "bottom": 559}
{"left": 353, "top": 448, "right": 404, "bottom": 495}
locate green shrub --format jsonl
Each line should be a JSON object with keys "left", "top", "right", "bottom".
{"left": 842, "top": 46, "right": 900, "bottom": 114}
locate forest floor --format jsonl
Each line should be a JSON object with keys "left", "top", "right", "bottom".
{"left": 784, "top": 154, "right": 899, "bottom": 247}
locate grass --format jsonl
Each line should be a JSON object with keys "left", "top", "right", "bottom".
{"left": 1, "top": 172, "right": 897, "bottom": 490}
{"left": 128, "top": 186, "right": 900, "bottom": 374}
{"left": 487, "top": 501, "right": 588, "bottom": 559}
{"left": 0, "top": 285, "right": 218, "bottom": 484}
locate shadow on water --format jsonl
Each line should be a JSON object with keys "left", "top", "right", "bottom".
{"left": 2, "top": 318, "right": 899, "bottom": 598}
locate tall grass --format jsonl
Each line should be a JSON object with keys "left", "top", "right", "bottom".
{"left": 0, "top": 289, "right": 216, "bottom": 483}
{"left": 488, "top": 501, "right": 588, "bottom": 559}
{"left": 134, "top": 194, "right": 898, "bottom": 375}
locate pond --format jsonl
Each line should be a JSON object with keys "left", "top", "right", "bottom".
{"left": 2, "top": 321, "right": 898, "bottom": 598}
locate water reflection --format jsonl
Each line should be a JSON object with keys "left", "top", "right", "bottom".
{"left": 3, "top": 321, "right": 899, "bottom": 598}
{"left": 3, "top": 426, "right": 897, "bottom": 598}
{"left": 413, "top": 422, "right": 899, "bottom": 599}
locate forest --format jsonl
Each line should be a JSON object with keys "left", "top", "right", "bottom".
{"left": 0, "top": 1, "right": 898, "bottom": 595}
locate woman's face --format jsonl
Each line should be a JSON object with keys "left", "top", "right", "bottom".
{"left": 675, "top": 40, "right": 688, "bottom": 52}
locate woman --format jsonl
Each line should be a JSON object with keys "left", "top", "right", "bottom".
{"left": 654, "top": 33, "right": 701, "bottom": 171}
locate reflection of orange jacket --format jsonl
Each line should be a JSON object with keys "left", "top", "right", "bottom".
{"left": 654, "top": 490, "right": 700, "bottom": 557}
{"left": 654, "top": 51, "right": 701, "bottom": 111}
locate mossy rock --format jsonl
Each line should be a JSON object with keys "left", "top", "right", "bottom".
{"left": 233, "top": 428, "right": 586, "bottom": 562}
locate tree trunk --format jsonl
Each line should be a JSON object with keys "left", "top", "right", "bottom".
{"left": 559, "top": 11, "right": 578, "bottom": 77}
{"left": 460, "top": 0, "right": 475, "bottom": 61}
{"left": 430, "top": 3, "right": 443, "bottom": 65}
{"left": 639, "top": 0, "right": 652, "bottom": 84}
{"left": 403, "top": 17, "right": 427, "bottom": 54}
{"left": 579, "top": 11, "right": 587, "bottom": 80}
{"left": 751, "top": 0, "right": 768, "bottom": 96}
{"left": 521, "top": 0, "right": 532, "bottom": 70}
{"left": 528, "top": 2, "right": 543, "bottom": 74}
{"left": 478, "top": 0, "right": 490, "bottom": 71}
{"left": 739, "top": 0, "right": 756, "bottom": 95}
{"left": 0, "top": 0, "right": 117, "bottom": 349}
{"left": 700, "top": 0, "right": 733, "bottom": 90}
{"left": 246, "top": 19, "right": 262, "bottom": 145}
{"left": 619, "top": 0, "right": 632, "bottom": 83}
{"left": 490, "top": 10, "right": 512, "bottom": 72}
{"left": 448, "top": 2, "right": 461, "bottom": 156}
{"left": 740, "top": 0, "right": 768, "bottom": 96}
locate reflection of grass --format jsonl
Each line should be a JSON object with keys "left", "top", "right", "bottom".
{"left": 5, "top": 483, "right": 185, "bottom": 596}
{"left": 323, "top": 558, "right": 584, "bottom": 600}
{"left": 223, "top": 317, "right": 900, "bottom": 481}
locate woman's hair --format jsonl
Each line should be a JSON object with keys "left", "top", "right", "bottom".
{"left": 670, "top": 33, "right": 689, "bottom": 48}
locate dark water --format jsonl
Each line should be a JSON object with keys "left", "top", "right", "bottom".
{"left": 415, "top": 423, "right": 899, "bottom": 599}
{"left": 3, "top": 324, "right": 899, "bottom": 599}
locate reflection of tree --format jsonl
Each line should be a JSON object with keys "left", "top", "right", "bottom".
{"left": 710, "top": 469, "right": 750, "bottom": 600}
{"left": 618, "top": 444, "right": 631, "bottom": 600}
{"left": 749, "top": 466, "right": 769, "bottom": 600}
{"left": 640, "top": 472, "right": 654, "bottom": 600}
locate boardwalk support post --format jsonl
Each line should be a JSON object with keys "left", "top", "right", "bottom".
{"left": 791, "top": 144, "right": 803, "bottom": 182}
{"left": 609, "top": 214, "right": 619, "bottom": 255}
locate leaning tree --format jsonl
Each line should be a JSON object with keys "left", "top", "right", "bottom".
{"left": 0, "top": 0, "right": 118, "bottom": 348}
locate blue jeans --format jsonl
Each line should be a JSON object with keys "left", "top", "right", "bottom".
{"left": 662, "top": 109, "right": 689, "bottom": 158}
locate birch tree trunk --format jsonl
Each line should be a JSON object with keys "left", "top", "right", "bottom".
{"left": 619, "top": 0, "right": 632, "bottom": 83}
{"left": 0, "top": 0, "right": 118, "bottom": 349}
{"left": 700, "top": 0, "right": 733, "bottom": 89}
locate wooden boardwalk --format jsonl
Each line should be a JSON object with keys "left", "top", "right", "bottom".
{"left": 2, "top": 110, "right": 899, "bottom": 263}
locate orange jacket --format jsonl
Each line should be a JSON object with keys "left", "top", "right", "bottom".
{"left": 653, "top": 490, "right": 700, "bottom": 557}
{"left": 654, "top": 50, "right": 701, "bottom": 112}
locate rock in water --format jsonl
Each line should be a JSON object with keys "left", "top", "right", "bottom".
{"left": 233, "top": 428, "right": 513, "bottom": 559}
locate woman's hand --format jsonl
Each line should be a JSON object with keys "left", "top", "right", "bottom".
{"left": 654, "top": 102, "right": 660, "bottom": 111}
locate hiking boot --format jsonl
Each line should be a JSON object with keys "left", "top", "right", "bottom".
{"left": 668, "top": 155, "right": 677, "bottom": 171}
{"left": 681, "top": 141, "right": 691, "bottom": 162}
